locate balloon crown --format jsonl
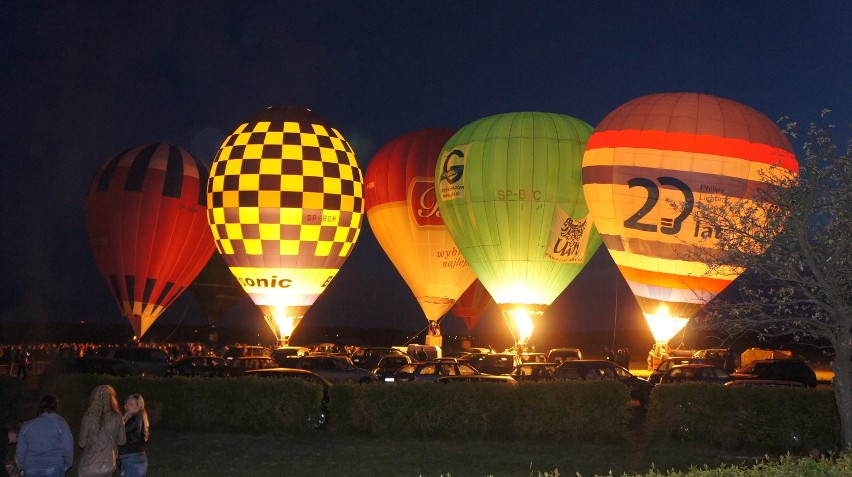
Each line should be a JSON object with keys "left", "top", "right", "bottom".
{"left": 249, "top": 105, "right": 325, "bottom": 125}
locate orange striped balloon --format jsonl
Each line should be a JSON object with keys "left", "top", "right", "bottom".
{"left": 582, "top": 93, "right": 798, "bottom": 343}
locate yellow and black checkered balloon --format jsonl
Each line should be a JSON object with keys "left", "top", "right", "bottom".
{"left": 207, "top": 106, "right": 363, "bottom": 341}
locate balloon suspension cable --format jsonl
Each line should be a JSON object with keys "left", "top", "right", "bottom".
{"left": 612, "top": 268, "right": 618, "bottom": 351}
{"left": 161, "top": 293, "right": 193, "bottom": 344}
{"left": 402, "top": 315, "right": 445, "bottom": 346}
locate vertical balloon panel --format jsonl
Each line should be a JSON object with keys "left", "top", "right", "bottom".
{"left": 365, "top": 129, "right": 477, "bottom": 339}
{"left": 86, "top": 144, "right": 215, "bottom": 338}
{"left": 207, "top": 106, "right": 363, "bottom": 345}
{"left": 452, "top": 279, "right": 494, "bottom": 335}
{"left": 582, "top": 93, "right": 798, "bottom": 344}
{"left": 436, "top": 112, "right": 602, "bottom": 349}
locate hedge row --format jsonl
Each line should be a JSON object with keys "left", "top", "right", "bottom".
{"left": 1, "top": 375, "right": 840, "bottom": 452}
{"left": 646, "top": 383, "right": 838, "bottom": 453}
{"left": 37, "top": 375, "right": 325, "bottom": 435}
{"left": 327, "top": 380, "right": 630, "bottom": 443}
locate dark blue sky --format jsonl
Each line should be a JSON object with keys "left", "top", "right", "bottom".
{"left": 1, "top": 1, "right": 849, "bottom": 347}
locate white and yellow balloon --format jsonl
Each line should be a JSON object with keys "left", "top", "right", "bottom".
{"left": 207, "top": 106, "right": 364, "bottom": 345}
{"left": 582, "top": 93, "right": 798, "bottom": 344}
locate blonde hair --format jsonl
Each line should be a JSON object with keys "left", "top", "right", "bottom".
{"left": 124, "top": 393, "right": 150, "bottom": 441}
{"left": 84, "top": 385, "right": 120, "bottom": 431}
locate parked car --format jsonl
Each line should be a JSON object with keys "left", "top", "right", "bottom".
{"left": 222, "top": 345, "right": 272, "bottom": 361}
{"left": 351, "top": 347, "right": 404, "bottom": 370}
{"left": 648, "top": 357, "right": 706, "bottom": 383}
{"left": 241, "top": 368, "right": 332, "bottom": 428}
{"left": 271, "top": 346, "right": 310, "bottom": 366}
{"left": 519, "top": 352, "right": 548, "bottom": 363}
{"left": 476, "top": 353, "right": 522, "bottom": 375}
{"left": 730, "top": 359, "right": 817, "bottom": 388}
{"left": 553, "top": 359, "right": 655, "bottom": 406}
{"left": 393, "top": 361, "right": 480, "bottom": 382}
{"left": 92, "top": 346, "right": 171, "bottom": 376}
{"left": 74, "top": 357, "right": 142, "bottom": 377}
{"left": 309, "top": 342, "right": 348, "bottom": 356}
{"left": 660, "top": 364, "right": 732, "bottom": 385}
{"left": 437, "top": 375, "right": 518, "bottom": 385}
{"left": 227, "top": 356, "right": 278, "bottom": 376}
{"left": 692, "top": 348, "right": 736, "bottom": 371}
{"left": 406, "top": 344, "right": 442, "bottom": 361}
{"left": 457, "top": 353, "right": 491, "bottom": 370}
{"left": 294, "top": 355, "right": 378, "bottom": 383}
{"left": 546, "top": 348, "right": 583, "bottom": 364}
{"left": 462, "top": 347, "right": 493, "bottom": 355}
{"left": 168, "top": 356, "right": 232, "bottom": 377}
{"left": 372, "top": 354, "right": 414, "bottom": 383}
{"left": 509, "top": 362, "right": 558, "bottom": 382}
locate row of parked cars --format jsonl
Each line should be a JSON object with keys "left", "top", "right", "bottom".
{"left": 647, "top": 355, "right": 818, "bottom": 388}
{"left": 72, "top": 344, "right": 820, "bottom": 396}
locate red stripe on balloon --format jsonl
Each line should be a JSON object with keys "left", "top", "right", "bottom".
{"left": 618, "top": 264, "right": 732, "bottom": 294}
{"left": 586, "top": 130, "right": 798, "bottom": 172}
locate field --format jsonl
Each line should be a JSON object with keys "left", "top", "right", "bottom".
{"left": 138, "top": 429, "right": 769, "bottom": 477}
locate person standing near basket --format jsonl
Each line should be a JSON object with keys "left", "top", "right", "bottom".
{"left": 77, "top": 385, "right": 125, "bottom": 477}
{"left": 118, "top": 394, "right": 148, "bottom": 477}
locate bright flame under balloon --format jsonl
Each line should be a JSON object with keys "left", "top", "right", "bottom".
{"left": 644, "top": 305, "right": 690, "bottom": 344}
{"left": 262, "top": 306, "right": 306, "bottom": 347}
{"left": 500, "top": 305, "right": 546, "bottom": 349}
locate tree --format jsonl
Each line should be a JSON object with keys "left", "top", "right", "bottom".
{"left": 688, "top": 111, "right": 852, "bottom": 449}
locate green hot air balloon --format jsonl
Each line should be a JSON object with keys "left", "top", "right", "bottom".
{"left": 435, "top": 112, "right": 601, "bottom": 350}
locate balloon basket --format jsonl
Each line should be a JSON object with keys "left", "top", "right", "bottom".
{"left": 425, "top": 334, "right": 443, "bottom": 347}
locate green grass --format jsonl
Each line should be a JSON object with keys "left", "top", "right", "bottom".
{"left": 138, "top": 430, "right": 770, "bottom": 477}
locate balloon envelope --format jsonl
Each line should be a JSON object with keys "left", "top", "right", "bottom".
{"left": 364, "top": 129, "right": 476, "bottom": 325}
{"left": 191, "top": 252, "right": 247, "bottom": 323}
{"left": 85, "top": 143, "right": 215, "bottom": 338}
{"left": 207, "top": 106, "right": 364, "bottom": 344}
{"left": 452, "top": 279, "right": 494, "bottom": 334}
{"left": 582, "top": 92, "right": 798, "bottom": 343}
{"left": 436, "top": 112, "right": 602, "bottom": 346}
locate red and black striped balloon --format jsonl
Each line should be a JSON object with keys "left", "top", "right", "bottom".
{"left": 86, "top": 143, "right": 215, "bottom": 337}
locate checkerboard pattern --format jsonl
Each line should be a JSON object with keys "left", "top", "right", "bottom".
{"left": 207, "top": 114, "right": 364, "bottom": 264}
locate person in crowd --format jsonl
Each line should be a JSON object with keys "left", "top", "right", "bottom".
{"left": 2, "top": 424, "right": 20, "bottom": 477}
{"left": 14, "top": 349, "right": 28, "bottom": 379}
{"left": 15, "top": 395, "right": 74, "bottom": 477}
{"left": 119, "top": 394, "right": 149, "bottom": 477}
{"left": 77, "top": 385, "right": 125, "bottom": 477}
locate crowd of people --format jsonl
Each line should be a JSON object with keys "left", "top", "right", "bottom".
{"left": 1, "top": 341, "right": 215, "bottom": 378}
{"left": 3, "top": 387, "right": 149, "bottom": 477}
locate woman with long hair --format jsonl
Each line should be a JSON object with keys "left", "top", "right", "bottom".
{"left": 78, "top": 385, "right": 125, "bottom": 477}
{"left": 119, "top": 394, "right": 149, "bottom": 477}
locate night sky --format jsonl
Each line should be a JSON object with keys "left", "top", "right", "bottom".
{"left": 1, "top": 2, "right": 849, "bottom": 349}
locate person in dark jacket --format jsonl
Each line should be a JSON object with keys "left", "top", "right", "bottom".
{"left": 15, "top": 395, "right": 74, "bottom": 477}
{"left": 118, "top": 394, "right": 149, "bottom": 477}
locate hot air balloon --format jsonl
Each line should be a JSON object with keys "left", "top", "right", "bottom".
{"left": 190, "top": 252, "right": 248, "bottom": 343}
{"left": 85, "top": 143, "right": 216, "bottom": 339}
{"left": 582, "top": 92, "right": 798, "bottom": 345}
{"left": 207, "top": 106, "right": 363, "bottom": 346}
{"left": 436, "top": 112, "right": 602, "bottom": 351}
{"left": 451, "top": 279, "right": 494, "bottom": 349}
{"left": 364, "top": 129, "right": 477, "bottom": 347}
